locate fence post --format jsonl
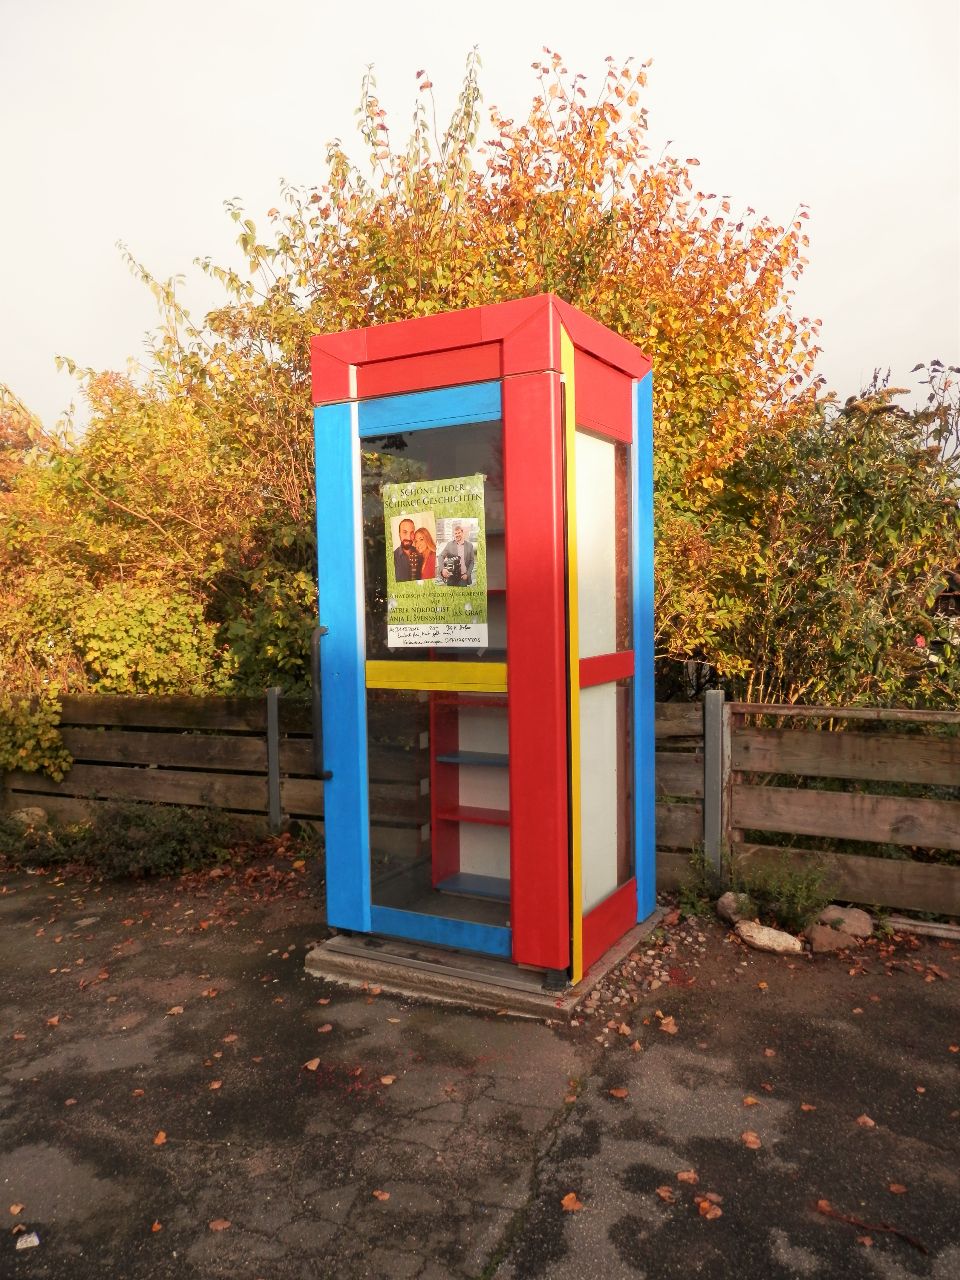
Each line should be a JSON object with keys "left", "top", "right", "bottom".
{"left": 703, "top": 690, "right": 727, "bottom": 878}
{"left": 266, "top": 687, "right": 283, "bottom": 833}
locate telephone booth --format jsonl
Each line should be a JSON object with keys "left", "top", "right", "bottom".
{"left": 311, "top": 295, "right": 654, "bottom": 988}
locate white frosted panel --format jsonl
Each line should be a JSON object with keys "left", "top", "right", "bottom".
{"left": 459, "top": 825, "right": 511, "bottom": 879}
{"left": 459, "top": 764, "right": 510, "bottom": 810}
{"left": 575, "top": 432, "right": 617, "bottom": 658}
{"left": 458, "top": 709, "right": 509, "bottom": 754}
{"left": 580, "top": 683, "right": 620, "bottom": 912}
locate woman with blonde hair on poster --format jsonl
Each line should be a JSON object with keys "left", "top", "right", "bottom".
{"left": 414, "top": 526, "right": 437, "bottom": 581}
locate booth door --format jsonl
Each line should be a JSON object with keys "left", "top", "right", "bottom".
{"left": 316, "top": 381, "right": 521, "bottom": 960}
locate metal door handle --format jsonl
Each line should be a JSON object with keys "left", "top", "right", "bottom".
{"left": 311, "top": 626, "right": 332, "bottom": 780}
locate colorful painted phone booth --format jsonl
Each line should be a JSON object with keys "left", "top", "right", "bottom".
{"left": 311, "top": 295, "right": 654, "bottom": 989}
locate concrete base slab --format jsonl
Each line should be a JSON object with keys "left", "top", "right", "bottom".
{"left": 303, "top": 908, "right": 665, "bottom": 1018}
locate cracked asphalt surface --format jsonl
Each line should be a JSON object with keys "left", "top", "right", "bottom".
{"left": 0, "top": 853, "right": 957, "bottom": 1279}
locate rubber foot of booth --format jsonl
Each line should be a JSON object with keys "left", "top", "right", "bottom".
{"left": 304, "top": 908, "right": 666, "bottom": 1019}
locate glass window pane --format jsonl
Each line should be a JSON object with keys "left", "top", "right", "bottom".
{"left": 367, "top": 688, "right": 511, "bottom": 928}
{"left": 360, "top": 421, "right": 505, "bottom": 662}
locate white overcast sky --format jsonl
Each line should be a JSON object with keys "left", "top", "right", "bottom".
{"left": 2, "top": 0, "right": 958, "bottom": 428}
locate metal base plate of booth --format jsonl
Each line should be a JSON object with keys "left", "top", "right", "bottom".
{"left": 303, "top": 909, "right": 665, "bottom": 1018}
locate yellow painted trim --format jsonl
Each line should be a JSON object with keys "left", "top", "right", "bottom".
{"left": 365, "top": 660, "right": 508, "bottom": 693}
{"left": 561, "top": 327, "right": 583, "bottom": 984}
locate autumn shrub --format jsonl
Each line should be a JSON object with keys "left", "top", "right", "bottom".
{"left": 54, "top": 803, "right": 244, "bottom": 878}
{"left": 0, "top": 693, "right": 72, "bottom": 780}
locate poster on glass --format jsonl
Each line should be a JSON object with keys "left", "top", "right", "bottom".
{"left": 383, "top": 474, "right": 488, "bottom": 649}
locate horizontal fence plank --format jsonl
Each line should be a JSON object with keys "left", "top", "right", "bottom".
{"left": 7, "top": 763, "right": 268, "bottom": 813}
{"left": 59, "top": 696, "right": 268, "bottom": 732}
{"left": 655, "top": 849, "right": 696, "bottom": 891}
{"left": 280, "top": 778, "right": 427, "bottom": 823}
{"left": 60, "top": 728, "right": 268, "bottom": 773}
{"left": 655, "top": 751, "right": 704, "bottom": 799}
{"left": 733, "top": 843, "right": 960, "bottom": 915}
{"left": 732, "top": 783, "right": 960, "bottom": 852}
{"left": 278, "top": 739, "right": 427, "bottom": 783}
{"left": 654, "top": 703, "right": 704, "bottom": 739}
{"left": 732, "top": 726, "right": 960, "bottom": 787}
{"left": 730, "top": 702, "right": 960, "bottom": 726}
{"left": 656, "top": 800, "right": 703, "bottom": 849}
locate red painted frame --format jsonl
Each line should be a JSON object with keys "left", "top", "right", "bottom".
{"left": 312, "top": 295, "right": 652, "bottom": 974}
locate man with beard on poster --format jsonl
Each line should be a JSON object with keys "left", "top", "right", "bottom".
{"left": 393, "top": 518, "right": 422, "bottom": 581}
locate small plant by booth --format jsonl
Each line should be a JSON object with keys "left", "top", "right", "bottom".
{"left": 311, "top": 295, "right": 654, "bottom": 988}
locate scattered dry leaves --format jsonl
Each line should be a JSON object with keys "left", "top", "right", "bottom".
{"left": 659, "top": 1015, "right": 679, "bottom": 1035}
{"left": 676, "top": 1170, "right": 698, "bottom": 1185}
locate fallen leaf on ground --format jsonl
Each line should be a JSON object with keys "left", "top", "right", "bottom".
{"left": 560, "top": 1192, "right": 583, "bottom": 1212}
{"left": 659, "top": 1016, "right": 679, "bottom": 1035}
{"left": 564, "top": 1094, "right": 577, "bottom": 1104}
{"left": 369, "top": 986, "right": 381, "bottom": 996}
{"left": 318, "top": 1024, "right": 333, "bottom": 1034}
{"left": 372, "top": 1190, "right": 390, "bottom": 1202}
{"left": 166, "top": 1006, "right": 184, "bottom": 1016}
{"left": 857, "top": 1235, "right": 873, "bottom": 1247}
{"left": 743, "top": 1096, "right": 759, "bottom": 1106}
{"left": 132, "top": 1088, "right": 145, "bottom": 1098}
{"left": 800, "top": 1102, "right": 816, "bottom": 1112}
{"left": 64, "top": 1098, "right": 77, "bottom": 1106}
{"left": 741, "top": 1131, "right": 762, "bottom": 1149}
{"left": 201, "top": 988, "right": 218, "bottom": 998}
{"left": 223, "top": 1034, "right": 238, "bottom": 1044}
{"left": 151, "top": 1221, "right": 162, "bottom": 1233}
{"left": 387, "top": 1017, "right": 401, "bottom": 1024}
{"left": 889, "top": 1183, "right": 907, "bottom": 1194}
{"left": 676, "top": 1170, "right": 698, "bottom": 1185}
{"left": 631, "top": 1040, "right": 642, "bottom": 1052}
{"left": 916, "top": 1086, "right": 926, "bottom": 1094}
{"left": 292, "top": 859, "right": 305, "bottom": 871}
{"left": 303, "top": 1058, "right": 321, "bottom": 1072}
{"left": 949, "top": 1045, "right": 958, "bottom": 1053}
{"left": 153, "top": 1131, "right": 167, "bottom": 1146}
{"left": 655, "top": 1185, "right": 676, "bottom": 1203}
{"left": 760, "top": 1082, "right": 774, "bottom": 1093}
{"left": 856, "top": 1114, "right": 876, "bottom": 1128}
{"left": 208, "top": 1218, "right": 231, "bottom": 1231}
{"left": 757, "top": 982, "right": 768, "bottom": 991}
{"left": 763, "top": 1047, "right": 776, "bottom": 1058}
{"left": 317, "top": 998, "right": 331, "bottom": 1006}
{"left": 9, "top": 1204, "right": 24, "bottom": 1215}
{"left": 697, "top": 1199, "right": 723, "bottom": 1219}
{"left": 209, "top": 1080, "right": 222, "bottom": 1090}
{"left": 380, "top": 1075, "right": 396, "bottom": 1086}
{"left": 46, "top": 1015, "right": 60, "bottom": 1027}
{"left": 609, "top": 1087, "right": 629, "bottom": 1099}
{"left": 617, "top": 1023, "right": 632, "bottom": 1036}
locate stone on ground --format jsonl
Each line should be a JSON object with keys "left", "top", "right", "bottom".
{"left": 735, "top": 919, "right": 803, "bottom": 954}
{"left": 805, "top": 923, "right": 857, "bottom": 953}
{"left": 818, "top": 904, "right": 873, "bottom": 938}
{"left": 716, "top": 891, "right": 752, "bottom": 925}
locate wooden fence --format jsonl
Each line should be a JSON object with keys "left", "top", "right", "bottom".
{"left": 725, "top": 701, "right": 960, "bottom": 915}
{"left": 3, "top": 694, "right": 958, "bottom": 914}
